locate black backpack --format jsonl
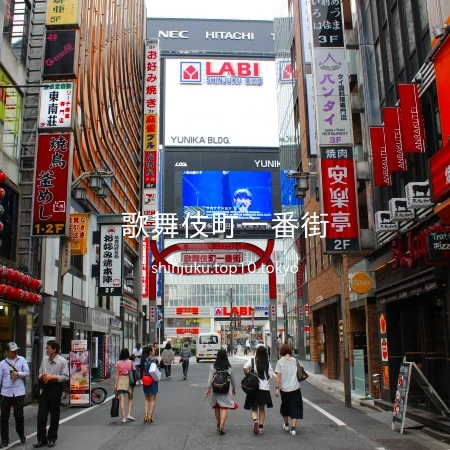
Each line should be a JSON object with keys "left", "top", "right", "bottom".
{"left": 241, "top": 358, "right": 259, "bottom": 395}
{"left": 212, "top": 369, "right": 231, "bottom": 394}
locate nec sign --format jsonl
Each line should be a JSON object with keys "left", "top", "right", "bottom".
{"left": 158, "top": 30, "right": 188, "bottom": 39}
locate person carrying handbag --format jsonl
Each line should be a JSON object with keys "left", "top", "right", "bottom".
{"left": 114, "top": 348, "right": 135, "bottom": 423}
{"left": 142, "top": 346, "right": 159, "bottom": 423}
{"left": 161, "top": 344, "right": 174, "bottom": 379}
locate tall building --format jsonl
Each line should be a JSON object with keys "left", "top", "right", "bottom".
{"left": 146, "top": 18, "right": 301, "bottom": 348}
{"left": 274, "top": 0, "right": 450, "bottom": 423}
{"left": 1, "top": 0, "right": 145, "bottom": 393}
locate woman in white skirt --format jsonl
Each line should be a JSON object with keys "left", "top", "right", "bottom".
{"left": 243, "top": 345, "right": 274, "bottom": 434}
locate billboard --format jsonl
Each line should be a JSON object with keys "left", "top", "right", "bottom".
{"left": 164, "top": 149, "right": 281, "bottom": 238}
{"left": 164, "top": 58, "right": 278, "bottom": 148}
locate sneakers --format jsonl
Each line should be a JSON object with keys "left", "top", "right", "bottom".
{"left": 253, "top": 420, "right": 259, "bottom": 434}
{"left": 282, "top": 423, "right": 290, "bottom": 431}
{"left": 258, "top": 428, "right": 264, "bottom": 435}
{"left": 127, "top": 416, "right": 135, "bottom": 421}
{"left": 290, "top": 429, "right": 296, "bottom": 436}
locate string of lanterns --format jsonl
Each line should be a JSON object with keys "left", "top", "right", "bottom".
{"left": 0, "top": 171, "right": 43, "bottom": 305}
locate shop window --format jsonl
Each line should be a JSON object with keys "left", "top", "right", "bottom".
{"left": 0, "top": 185, "right": 18, "bottom": 263}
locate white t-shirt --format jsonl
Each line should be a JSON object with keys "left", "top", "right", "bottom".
{"left": 243, "top": 358, "right": 274, "bottom": 391}
{"left": 275, "top": 356, "right": 300, "bottom": 392}
{"left": 132, "top": 348, "right": 143, "bottom": 366}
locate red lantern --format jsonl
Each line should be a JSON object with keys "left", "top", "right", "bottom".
{"left": 0, "top": 172, "right": 6, "bottom": 184}
{"left": 0, "top": 284, "right": 6, "bottom": 296}
{"left": 0, "top": 188, "right": 5, "bottom": 200}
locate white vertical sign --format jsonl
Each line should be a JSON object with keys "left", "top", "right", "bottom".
{"left": 99, "top": 224, "right": 123, "bottom": 296}
{"left": 39, "top": 82, "right": 74, "bottom": 129}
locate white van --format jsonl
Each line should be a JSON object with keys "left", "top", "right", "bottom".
{"left": 196, "top": 333, "right": 220, "bottom": 362}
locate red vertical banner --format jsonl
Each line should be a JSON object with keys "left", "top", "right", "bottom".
{"left": 32, "top": 133, "right": 73, "bottom": 236}
{"left": 320, "top": 146, "right": 360, "bottom": 253}
{"left": 369, "top": 127, "right": 391, "bottom": 187}
{"left": 429, "top": 146, "right": 450, "bottom": 202}
{"left": 398, "top": 83, "right": 425, "bottom": 153}
{"left": 142, "top": 237, "right": 149, "bottom": 298}
{"left": 433, "top": 37, "right": 450, "bottom": 145}
{"left": 383, "top": 107, "right": 407, "bottom": 172}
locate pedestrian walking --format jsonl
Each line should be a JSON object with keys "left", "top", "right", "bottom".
{"left": 0, "top": 342, "right": 30, "bottom": 448}
{"left": 114, "top": 348, "right": 136, "bottom": 423}
{"left": 161, "top": 343, "right": 174, "bottom": 379}
{"left": 205, "top": 349, "right": 238, "bottom": 435}
{"left": 265, "top": 333, "right": 271, "bottom": 359}
{"left": 143, "top": 346, "right": 159, "bottom": 423}
{"left": 33, "top": 340, "right": 69, "bottom": 448}
{"left": 244, "top": 338, "right": 251, "bottom": 355}
{"left": 179, "top": 342, "right": 192, "bottom": 380}
{"left": 274, "top": 343, "right": 303, "bottom": 436}
{"left": 132, "top": 343, "right": 143, "bottom": 385}
{"left": 243, "top": 345, "right": 274, "bottom": 435}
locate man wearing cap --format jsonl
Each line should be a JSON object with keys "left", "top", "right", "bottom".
{"left": 34, "top": 340, "right": 69, "bottom": 448}
{"left": 0, "top": 342, "right": 30, "bottom": 448}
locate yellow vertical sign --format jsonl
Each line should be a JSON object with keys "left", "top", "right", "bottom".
{"left": 46, "top": 0, "right": 80, "bottom": 27}
{"left": 70, "top": 213, "right": 89, "bottom": 255}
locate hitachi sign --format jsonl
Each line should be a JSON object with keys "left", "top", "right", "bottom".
{"left": 158, "top": 30, "right": 189, "bottom": 39}
{"left": 206, "top": 61, "right": 260, "bottom": 77}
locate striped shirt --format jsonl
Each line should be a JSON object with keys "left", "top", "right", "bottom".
{"left": 179, "top": 347, "right": 192, "bottom": 360}
{"left": 39, "top": 354, "right": 69, "bottom": 384}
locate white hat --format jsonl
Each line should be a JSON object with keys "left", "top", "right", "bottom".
{"left": 7, "top": 342, "right": 19, "bottom": 352}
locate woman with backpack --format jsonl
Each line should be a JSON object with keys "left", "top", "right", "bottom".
{"left": 205, "top": 349, "right": 238, "bottom": 435}
{"left": 142, "top": 346, "right": 159, "bottom": 423}
{"left": 243, "top": 345, "right": 274, "bottom": 434}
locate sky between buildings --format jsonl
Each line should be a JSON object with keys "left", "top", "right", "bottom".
{"left": 145, "top": 0, "right": 275, "bottom": 20}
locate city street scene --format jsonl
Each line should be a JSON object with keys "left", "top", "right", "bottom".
{"left": 0, "top": 0, "right": 450, "bottom": 449}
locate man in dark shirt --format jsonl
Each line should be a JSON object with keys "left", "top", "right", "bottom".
{"left": 33, "top": 340, "right": 69, "bottom": 448}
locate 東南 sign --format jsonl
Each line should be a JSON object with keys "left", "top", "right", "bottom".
{"left": 98, "top": 224, "right": 123, "bottom": 296}
{"left": 43, "top": 30, "right": 77, "bottom": 78}
{"left": 46, "top": 0, "right": 80, "bottom": 27}
{"left": 39, "top": 82, "right": 73, "bottom": 129}
{"left": 32, "top": 134, "right": 73, "bottom": 236}
{"left": 69, "top": 213, "right": 88, "bottom": 255}
{"left": 430, "top": 145, "right": 450, "bottom": 202}
{"left": 320, "top": 146, "right": 360, "bottom": 252}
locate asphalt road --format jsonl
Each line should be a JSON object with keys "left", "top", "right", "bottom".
{"left": 6, "top": 356, "right": 449, "bottom": 450}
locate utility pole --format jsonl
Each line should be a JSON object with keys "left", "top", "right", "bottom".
{"left": 229, "top": 287, "right": 234, "bottom": 356}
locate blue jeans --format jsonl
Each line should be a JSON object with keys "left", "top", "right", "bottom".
{"left": 182, "top": 361, "right": 189, "bottom": 377}
{"left": 135, "top": 365, "right": 141, "bottom": 383}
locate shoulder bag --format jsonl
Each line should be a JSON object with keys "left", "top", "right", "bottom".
{"left": 110, "top": 395, "right": 120, "bottom": 417}
{"left": 128, "top": 360, "right": 137, "bottom": 388}
{"left": 296, "top": 359, "right": 309, "bottom": 382}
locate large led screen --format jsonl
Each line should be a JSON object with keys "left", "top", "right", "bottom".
{"left": 164, "top": 149, "right": 281, "bottom": 239}
{"left": 164, "top": 58, "right": 279, "bottom": 148}
{"left": 183, "top": 171, "right": 272, "bottom": 220}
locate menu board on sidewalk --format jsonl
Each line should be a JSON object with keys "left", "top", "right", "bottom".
{"left": 69, "top": 340, "right": 90, "bottom": 406}
{"left": 392, "top": 362, "right": 412, "bottom": 434}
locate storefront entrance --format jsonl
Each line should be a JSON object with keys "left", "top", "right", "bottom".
{"left": 386, "top": 292, "right": 449, "bottom": 408}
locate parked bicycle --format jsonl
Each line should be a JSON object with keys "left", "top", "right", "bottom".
{"left": 61, "top": 386, "right": 107, "bottom": 407}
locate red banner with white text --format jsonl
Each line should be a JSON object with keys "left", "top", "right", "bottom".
{"left": 383, "top": 107, "right": 407, "bottom": 172}
{"left": 370, "top": 127, "right": 391, "bottom": 187}
{"left": 398, "top": 83, "right": 425, "bottom": 153}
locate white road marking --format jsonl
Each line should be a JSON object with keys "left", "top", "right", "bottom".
{"left": 303, "top": 397, "right": 346, "bottom": 426}
{"left": 8, "top": 395, "right": 116, "bottom": 447}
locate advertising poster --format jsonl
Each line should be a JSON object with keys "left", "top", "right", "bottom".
{"left": 69, "top": 340, "right": 90, "bottom": 406}
{"left": 392, "top": 362, "right": 411, "bottom": 434}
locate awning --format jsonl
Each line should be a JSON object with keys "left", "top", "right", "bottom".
{"left": 310, "top": 295, "right": 340, "bottom": 312}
